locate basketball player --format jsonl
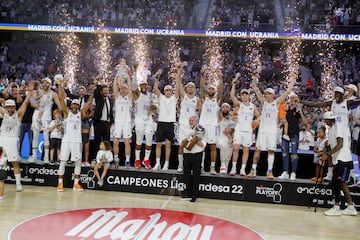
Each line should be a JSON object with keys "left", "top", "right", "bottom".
{"left": 216, "top": 102, "right": 236, "bottom": 175}
{"left": 132, "top": 65, "right": 157, "bottom": 170}
{"left": 56, "top": 80, "right": 94, "bottom": 192}
{"left": 176, "top": 63, "right": 202, "bottom": 173}
{"left": 113, "top": 74, "right": 133, "bottom": 168}
{"left": 152, "top": 69, "right": 180, "bottom": 171}
{"left": 199, "top": 67, "right": 223, "bottom": 175}
{"left": 230, "top": 77, "right": 260, "bottom": 176}
{"left": 248, "top": 74, "right": 297, "bottom": 179}
{"left": 28, "top": 76, "right": 61, "bottom": 163}
{"left": 0, "top": 82, "right": 34, "bottom": 192}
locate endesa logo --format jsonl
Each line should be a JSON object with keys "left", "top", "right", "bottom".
{"left": 8, "top": 208, "right": 265, "bottom": 240}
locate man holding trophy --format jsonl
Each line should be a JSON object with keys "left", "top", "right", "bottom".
{"left": 180, "top": 115, "right": 206, "bottom": 204}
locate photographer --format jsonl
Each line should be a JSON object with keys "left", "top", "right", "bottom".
{"left": 180, "top": 115, "right": 206, "bottom": 204}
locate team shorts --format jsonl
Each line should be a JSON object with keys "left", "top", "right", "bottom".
{"left": 155, "top": 122, "right": 175, "bottom": 142}
{"left": 59, "top": 142, "right": 82, "bottom": 162}
{"left": 0, "top": 136, "right": 19, "bottom": 162}
{"left": 113, "top": 122, "right": 132, "bottom": 139}
{"left": 233, "top": 130, "right": 252, "bottom": 147}
{"left": 255, "top": 132, "right": 277, "bottom": 151}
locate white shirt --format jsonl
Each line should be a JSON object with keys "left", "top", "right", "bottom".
{"left": 235, "top": 102, "right": 255, "bottom": 132}
{"left": 182, "top": 126, "right": 206, "bottom": 154}
{"left": 49, "top": 119, "right": 63, "bottom": 139}
{"left": 96, "top": 150, "right": 113, "bottom": 163}
{"left": 298, "top": 130, "right": 313, "bottom": 150}
{"left": 199, "top": 97, "right": 219, "bottom": 126}
{"left": 179, "top": 94, "right": 198, "bottom": 125}
{"left": 158, "top": 94, "right": 178, "bottom": 123}
{"left": 327, "top": 122, "right": 352, "bottom": 164}
{"left": 258, "top": 101, "right": 278, "bottom": 134}
{"left": 0, "top": 112, "right": 20, "bottom": 137}
{"left": 134, "top": 92, "right": 152, "bottom": 121}
{"left": 114, "top": 95, "right": 132, "bottom": 123}
{"left": 62, "top": 111, "right": 82, "bottom": 143}
{"left": 40, "top": 91, "right": 54, "bottom": 120}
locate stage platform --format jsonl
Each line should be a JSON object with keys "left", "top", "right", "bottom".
{"left": 4, "top": 161, "right": 360, "bottom": 209}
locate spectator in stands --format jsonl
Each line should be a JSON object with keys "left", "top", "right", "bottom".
{"left": 94, "top": 140, "right": 113, "bottom": 187}
{"left": 298, "top": 124, "right": 313, "bottom": 151}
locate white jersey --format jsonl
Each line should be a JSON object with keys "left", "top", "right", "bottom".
{"left": 258, "top": 101, "right": 278, "bottom": 134}
{"left": 0, "top": 112, "right": 20, "bottom": 137}
{"left": 199, "top": 97, "right": 220, "bottom": 126}
{"left": 62, "top": 111, "right": 82, "bottom": 143}
{"left": 40, "top": 90, "right": 53, "bottom": 120}
{"left": 114, "top": 95, "right": 132, "bottom": 123}
{"left": 134, "top": 92, "right": 152, "bottom": 121}
{"left": 158, "top": 94, "right": 178, "bottom": 122}
{"left": 328, "top": 122, "right": 352, "bottom": 164}
{"left": 179, "top": 94, "right": 198, "bottom": 124}
{"left": 331, "top": 99, "right": 350, "bottom": 130}
{"left": 235, "top": 102, "right": 255, "bottom": 132}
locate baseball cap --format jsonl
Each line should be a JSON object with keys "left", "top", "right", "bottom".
{"left": 138, "top": 79, "right": 148, "bottom": 85}
{"left": 164, "top": 85, "right": 173, "bottom": 91}
{"left": 323, "top": 111, "right": 336, "bottom": 120}
{"left": 42, "top": 77, "right": 52, "bottom": 84}
{"left": 289, "top": 91, "right": 298, "bottom": 98}
{"left": 221, "top": 102, "right": 230, "bottom": 108}
{"left": 208, "top": 84, "right": 217, "bottom": 90}
{"left": 345, "top": 84, "right": 358, "bottom": 93}
{"left": 185, "top": 82, "right": 195, "bottom": 88}
{"left": 5, "top": 99, "right": 16, "bottom": 107}
{"left": 334, "top": 86, "right": 345, "bottom": 94}
{"left": 71, "top": 99, "right": 80, "bottom": 105}
{"left": 240, "top": 89, "right": 250, "bottom": 94}
{"left": 264, "top": 88, "right": 275, "bottom": 94}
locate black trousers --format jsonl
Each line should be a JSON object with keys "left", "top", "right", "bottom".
{"left": 93, "top": 120, "right": 111, "bottom": 158}
{"left": 183, "top": 151, "right": 203, "bottom": 198}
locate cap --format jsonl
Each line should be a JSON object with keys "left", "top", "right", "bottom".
{"left": 78, "top": 85, "right": 86, "bottom": 91}
{"left": 334, "top": 86, "right": 345, "bottom": 94}
{"left": 185, "top": 82, "right": 195, "bottom": 88}
{"left": 208, "top": 84, "right": 217, "bottom": 90}
{"left": 345, "top": 84, "right": 358, "bottom": 93}
{"left": 5, "top": 99, "right": 16, "bottom": 107}
{"left": 71, "top": 99, "right": 80, "bottom": 105}
{"left": 264, "top": 88, "right": 275, "bottom": 94}
{"left": 240, "top": 89, "right": 250, "bottom": 94}
{"left": 42, "top": 77, "right": 52, "bottom": 84}
{"left": 289, "top": 91, "right": 298, "bottom": 98}
{"left": 323, "top": 111, "right": 336, "bottom": 120}
{"left": 138, "top": 79, "right": 148, "bottom": 85}
{"left": 120, "top": 84, "right": 129, "bottom": 89}
{"left": 221, "top": 102, "right": 230, "bottom": 108}
{"left": 164, "top": 85, "right": 173, "bottom": 91}
{"left": 54, "top": 74, "right": 64, "bottom": 82}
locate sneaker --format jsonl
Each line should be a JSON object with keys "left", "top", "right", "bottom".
{"left": 57, "top": 182, "right": 64, "bottom": 192}
{"left": 97, "top": 179, "right": 104, "bottom": 187}
{"left": 125, "top": 161, "right": 131, "bottom": 169}
{"left": 152, "top": 164, "right": 161, "bottom": 171}
{"left": 114, "top": 156, "right": 120, "bottom": 163}
{"left": 177, "top": 167, "right": 183, "bottom": 173}
{"left": 189, "top": 198, "right": 197, "bottom": 204}
{"left": 73, "top": 183, "right": 84, "bottom": 192}
{"left": 290, "top": 172, "right": 296, "bottom": 181}
{"left": 142, "top": 159, "right": 152, "bottom": 170}
{"left": 16, "top": 184, "right": 23, "bottom": 192}
{"left": 278, "top": 171, "right": 289, "bottom": 179}
{"left": 267, "top": 170, "right": 274, "bottom": 180}
{"left": 324, "top": 206, "right": 342, "bottom": 216}
{"left": 43, "top": 155, "right": 50, "bottom": 164}
{"left": 135, "top": 160, "right": 141, "bottom": 169}
{"left": 220, "top": 167, "right": 227, "bottom": 174}
{"left": 247, "top": 168, "right": 256, "bottom": 178}
{"left": 180, "top": 195, "right": 192, "bottom": 201}
{"left": 342, "top": 205, "right": 358, "bottom": 216}
{"left": 28, "top": 155, "right": 36, "bottom": 163}
{"left": 240, "top": 169, "right": 246, "bottom": 176}
{"left": 201, "top": 167, "right": 205, "bottom": 174}
{"left": 229, "top": 168, "right": 236, "bottom": 176}
{"left": 162, "top": 162, "right": 169, "bottom": 171}
{"left": 282, "top": 135, "right": 290, "bottom": 141}
{"left": 324, "top": 173, "right": 332, "bottom": 182}
{"left": 49, "top": 160, "right": 56, "bottom": 165}
{"left": 210, "top": 166, "right": 216, "bottom": 175}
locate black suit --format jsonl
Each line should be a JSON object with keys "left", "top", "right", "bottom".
{"left": 92, "top": 85, "right": 114, "bottom": 158}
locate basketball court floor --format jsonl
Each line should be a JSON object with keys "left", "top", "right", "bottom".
{"left": 0, "top": 184, "right": 359, "bottom": 240}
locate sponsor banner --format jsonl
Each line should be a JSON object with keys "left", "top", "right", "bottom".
{"left": 8, "top": 208, "right": 265, "bottom": 240}
{"left": 0, "top": 23, "right": 360, "bottom": 41}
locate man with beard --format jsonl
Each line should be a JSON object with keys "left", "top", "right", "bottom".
{"left": 0, "top": 82, "right": 33, "bottom": 192}
{"left": 176, "top": 63, "right": 202, "bottom": 173}
{"left": 28, "top": 76, "right": 61, "bottom": 163}
{"left": 199, "top": 67, "right": 223, "bottom": 175}
{"left": 132, "top": 65, "right": 157, "bottom": 170}
{"left": 302, "top": 86, "right": 360, "bottom": 181}
{"left": 230, "top": 77, "right": 260, "bottom": 176}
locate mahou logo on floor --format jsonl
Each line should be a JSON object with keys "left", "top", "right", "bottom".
{"left": 9, "top": 208, "right": 264, "bottom": 240}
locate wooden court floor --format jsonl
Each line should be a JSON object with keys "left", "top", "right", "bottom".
{"left": 0, "top": 184, "right": 359, "bottom": 240}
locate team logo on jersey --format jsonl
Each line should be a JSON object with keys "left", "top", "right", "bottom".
{"left": 9, "top": 208, "right": 264, "bottom": 240}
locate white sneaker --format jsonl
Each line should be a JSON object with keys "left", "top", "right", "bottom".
{"left": 28, "top": 155, "right": 36, "bottom": 163}
{"left": 201, "top": 167, "right": 205, "bottom": 174}
{"left": 177, "top": 167, "right": 183, "bottom": 173}
{"left": 290, "top": 173, "right": 296, "bottom": 181}
{"left": 240, "top": 169, "right": 246, "bottom": 176}
{"left": 16, "top": 184, "right": 23, "bottom": 192}
{"left": 282, "top": 135, "right": 290, "bottom": 141}
{"left": 278, "top": 171, "right": 289, "bottom": 179}
{"left": 162, "top": 162, "right": 169, "bottom": 171}
{"left": 97, "top": 179, "right": 104, "bottom": 187}
{"left": 342, "top": 205, "right": 358, "bottom": 216}
{"left": 324, "top": 173, "right": 332, "bottom": 181}
{"left": 43, "top": 155, "right": 50, "bottom": 164}
{"left": 152, "top": 164, "right": 161, "bottom": 171}
{"left": 210, "top": 166, "right": 216, "bottom": 175}
{"left": 229, "top": 168, "right": 236, "bottom": 176}
{"left": 220, "top": 167, "right": 227, "bottom": 174}
{"left": 324, "top": 206, "right": 342, "bottom": 216}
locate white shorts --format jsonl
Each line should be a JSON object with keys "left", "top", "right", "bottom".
{"left": 178, "top": 124, "right": 190, "bottom": 142}
{"left": 203, "top": 124, "right": 220, "bottom": 144}
{"left": 114, "top": 122, "right": 132, "bottom": 139}
{"left": 216, "top": 136, "right": 233, "bottom": 149}
{"left": 0, "top": 136, "right": 19, "bottom": 162}
{"left": 233, "top": 130, "right": 253, "bottom": 147}
{"left": 60, "top": 142, "right": 82, "bottom": 162}
{"left": 135, "top": 119, "right": 154, "bottom": 135}
{"left": 255, "top": 132, "right": 277, "bottom": 151}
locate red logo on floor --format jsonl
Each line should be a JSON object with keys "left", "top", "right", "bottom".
{"left": 9, "top": 208, "right": 264, "bottom": 239}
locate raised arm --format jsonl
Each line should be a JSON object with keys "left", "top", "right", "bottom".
{"left": 230, "top": 78, "right": 241, "bottom": 108}
{"left": 113, "top": 76, "right": 120, "bottom": 98}
{"left": 252, "top": 77, "right": 265, "bottom": 105}
{"left": 276, "top": 75, "right": 297, "bottom": 105}
{"left": 131, "top": 63, "right": 140, "bottom": 100}
{"left": 216, "top": 69, "right": 224, "bottom": 103}
{"left": 176, "top": 64, "right": 185, "bottom": 98}
{"left": 57, "top": 80, "right": 69, "bottom": 118}
{"left": 152, "top": 70, "right": 161, "bottom": 98}
{"left": 81, "top": 85, "right": 95, "bottom": 117}
{"left": 199, "top": 65, "right": 206, "bottom": 100}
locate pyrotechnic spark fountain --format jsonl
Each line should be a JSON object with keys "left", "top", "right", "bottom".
{"left": 128, "top": 34, "right": 150, "bottom": 82}
{"left": 166, "top": 38, "right": 181, "bottom": 87}
{"left": 246, "top": 38, "right": 263, "bottom": 102}
{"left": 94, "top": 21, "right": 112, "bottom": 83}
{"left": 203, "top": 38, "right": 224, "bottom": 87}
